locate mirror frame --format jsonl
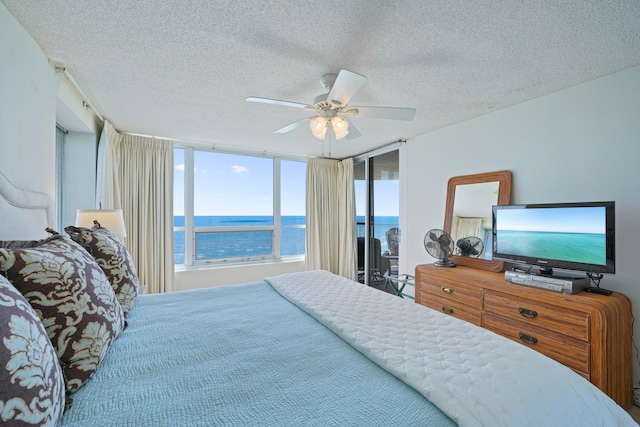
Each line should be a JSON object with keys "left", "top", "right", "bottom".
{"left": 444, "top": 170, "right": 512, "bottom": 272}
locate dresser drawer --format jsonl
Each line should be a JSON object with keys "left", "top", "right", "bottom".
{"left": 484, "top": 290, "right": 589, "bottom": 342}
{"left": 484, "top": 313, "right": 589, "bottom": 374}
{"left": 421, "top": 294, "right": 482, "bottom": 326}
{"left": 419, "top": 276, "right": 483, "bottom": 309}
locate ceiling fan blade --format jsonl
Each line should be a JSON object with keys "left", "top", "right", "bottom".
{"left": 327, "top": 70, "right": 367, "bottom": 107}
{"left": 246, "top": 96, "right": 312, "bottom": 110}
{"left": 274, "top": 117, "right": 309, "bottom": 134}
{"left": 344, "top": 118, "right": 361, "bottom": 140}
{"left": 346, "top": 106, "right": 416, "bottom": 121}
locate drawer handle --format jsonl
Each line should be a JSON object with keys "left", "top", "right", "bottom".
{"left": 518, "top": 307, "right": 538, "bottom": 318}
{"left": 441, "top": 306, "right": 454, "bottom": 314}
{"left": 518, "top": 332, "right": 538, "bottom": 345}
{"left": 441, "top": 286, "right": 454, "bottom": 294}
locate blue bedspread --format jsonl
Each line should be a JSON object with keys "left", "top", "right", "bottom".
{"left": 61, "top": 281, "right": 455, "bottom": 426}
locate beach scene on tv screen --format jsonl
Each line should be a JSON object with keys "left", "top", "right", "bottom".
{"left": 496, "top": 207, "right": 607, "bottom": 265}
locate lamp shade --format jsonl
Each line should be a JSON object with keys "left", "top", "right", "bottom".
{"left": 309, "top": 116, "right": 328, "bottom": 140}
{"left": 332, "top": 117, "right": 349, "bottom": 140}
{"left": 75, "top": 209, "right": 127, "bottom": 240}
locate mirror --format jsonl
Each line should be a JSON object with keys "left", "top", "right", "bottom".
{"left": 444, "top": 170, "right": 512, "bottom": 272}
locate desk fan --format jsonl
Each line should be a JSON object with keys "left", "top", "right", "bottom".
{"left": 456, "top": 236, "right": 485, "bottom": 258}
{"left": 424, "top": 229, "right": 456, "bottom": 267}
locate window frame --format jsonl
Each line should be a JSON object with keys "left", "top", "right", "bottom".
{"left": 174, "top": 145, "right": 306, "bottom": 267}
{"left": 55, "top": 124, "right": 68, "bottom": 233}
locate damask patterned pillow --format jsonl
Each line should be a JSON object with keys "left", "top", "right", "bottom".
{"left": 65, "top": 223, "right": 140, "bottom": 317}
{"left": 0, "top": 274, "right": 65, "bottom": 426}
{"left": 0, "top": 234, "right": 125, "bottom": 395}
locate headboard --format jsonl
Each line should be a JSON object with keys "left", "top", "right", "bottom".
{"left": 0, "top": 171, "right": 51, "bottom": 240}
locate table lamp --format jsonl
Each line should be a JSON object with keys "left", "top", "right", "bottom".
{"left": 75, "top": 209, "right": 127, "bottom": 241}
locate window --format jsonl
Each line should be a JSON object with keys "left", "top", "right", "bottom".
{"left": 280, "top": 160, "right": 307, "bottom": 256}
{"left": 55, "top": 125, "right": 68, "bottom": 232}
{"left": 354, "top": 147, "right": 401, "bottom": 285}
{"left": 174, "top": 147, "right": 306, "bottom": 266}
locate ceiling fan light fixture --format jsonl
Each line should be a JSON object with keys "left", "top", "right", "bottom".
{"left": 248, "top": 69, "right": 415, "bottom": 141}
{"left": 332, "top": 117, "right": 349, "bottom": 140}
{"left": 309, "top": 116, "right": 328, "bottom": 139}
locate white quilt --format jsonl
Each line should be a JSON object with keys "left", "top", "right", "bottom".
{"left": 266, "top": 270, "right": 636, "bottom": 427}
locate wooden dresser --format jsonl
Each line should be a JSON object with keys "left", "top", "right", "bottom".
{"left": 415, "top": 264, "right": 633, "bottom": 408}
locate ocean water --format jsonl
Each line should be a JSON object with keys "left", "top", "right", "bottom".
{"left": 174, "top": 215, "right": 398, "bottom": 264}
{"left": 355, "top": 216, "right": 399, "bottom": 249}
{"left": 496, "top": 230, "right": 606, "bottom": 265}
{"left": 174, "top": 216, "right": 306, "bottom": 227}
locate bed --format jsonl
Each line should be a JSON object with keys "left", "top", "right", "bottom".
{"left": 0, "top": 172, "right": 636, "bottom": 427}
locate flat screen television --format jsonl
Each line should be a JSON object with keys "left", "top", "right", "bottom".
{"left": 492, "top": 201, "right": 615, "bottom": 276}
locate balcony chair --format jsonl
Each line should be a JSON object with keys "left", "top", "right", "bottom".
{"left": 357, "top": 237, "right": 390, "bottom": 286}
{"left": 383, "top": 227, "right": 399, "bottom": 277}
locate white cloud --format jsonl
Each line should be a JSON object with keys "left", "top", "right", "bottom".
{"left": 175, "top": 163, "right": 185, "bottom": 172}
{"left": 232, "top": 165, "right": 248, "bottom": 174}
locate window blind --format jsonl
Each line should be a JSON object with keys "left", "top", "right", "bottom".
{"left": 55, "top": 124, "right": 68, "bottom": 232}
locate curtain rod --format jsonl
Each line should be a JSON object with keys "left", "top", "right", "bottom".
{"left": 121, "top": 131, "right": 309, "bottom": 161}
{"left": 122, "top": 131, "right": 405, "bottom": 162}
{"left": 351, "top": 139, "right": 406, "bottom": 161}
{"left": 51, "top": 60, "right": 105, "bottom": 123}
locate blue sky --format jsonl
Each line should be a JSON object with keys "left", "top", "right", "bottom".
{"left": 174, "top": 149, "right": 305, "bottom": 216}
{"left": 174, "top": 149, "right": 399, "bottom": 217}
{"left": 354, "top": 180, "right": 399, "bottom": 217}
{"left": 497, "top": 206, "right": 606, "bottom": 234}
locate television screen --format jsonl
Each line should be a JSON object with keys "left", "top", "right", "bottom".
{"left": 492, "top": 201, "right": 615, "bottom": 274}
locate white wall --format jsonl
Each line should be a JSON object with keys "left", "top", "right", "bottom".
{"left": 56, "top": 78, "right": 101, "bottom": 227}
{"left": 1, "top": 4, "right": 99, "bottom": 229}
{"left": 0, "top": 3, "right": 58, "bottom": 219}
{"left": 174, "top": 260, "right": 305, "bottom": 291}
{"left": 404, "top": 64, "right": 640, "bottom": 384}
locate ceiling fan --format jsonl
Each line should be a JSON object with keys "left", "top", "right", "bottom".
{"left": 247, "top": 70, "right": 416, "bottom": 141}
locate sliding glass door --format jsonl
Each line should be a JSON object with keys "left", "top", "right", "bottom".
{"left": 354, "top": 149, "right": 399, "bottom": 286}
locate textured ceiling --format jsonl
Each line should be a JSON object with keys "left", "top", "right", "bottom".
{"left": 3, "top": 0, "right": 640, "bottom": 158}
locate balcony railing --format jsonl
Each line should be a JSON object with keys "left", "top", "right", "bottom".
{"left": 356, "top": 221, "right": 398, "bottom": 254}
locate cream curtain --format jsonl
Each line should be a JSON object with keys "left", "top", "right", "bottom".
{"left": 451, "top": 217, "right": 483, "bottom": 242}
{"left": 100, "top": 121, "right": 174, "bottom": 293}
{"left": 305, "top": 157, "right": 357, "bottom": 280}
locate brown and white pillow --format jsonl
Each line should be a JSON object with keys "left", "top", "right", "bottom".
{"left": 65, "top": 223, "right": 140, "bottom": 317}
{"left": 0, "top": 234, "right": 125, "bottom": 395}
{"left": 0, "top": 274, "right": 65, "bottom": 426}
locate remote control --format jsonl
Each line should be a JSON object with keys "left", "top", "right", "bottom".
{"left": 585, "top": 286, "right": 612, "bottom": 296}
